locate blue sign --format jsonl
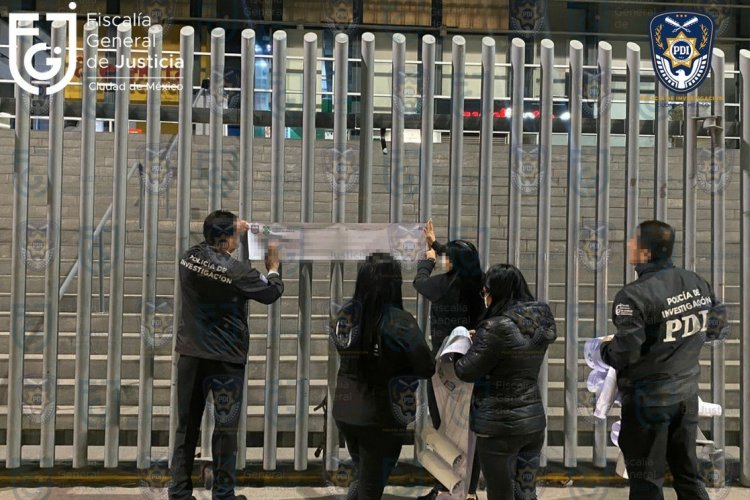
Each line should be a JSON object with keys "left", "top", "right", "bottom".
{"left": 649, "top": 12, "right": 715, "bottom": 94}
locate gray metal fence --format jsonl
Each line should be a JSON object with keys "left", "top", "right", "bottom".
{"left": 4, "top": 23, "right": 750, "bottom": 488}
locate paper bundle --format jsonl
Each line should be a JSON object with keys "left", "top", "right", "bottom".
{"left": 418, "top": 448, "right": 464, "bottom": 495}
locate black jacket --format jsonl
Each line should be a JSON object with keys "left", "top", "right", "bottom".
{"left": 331, "top": 301, "right": 435, "bottom": 431}
{"left": 176, "top": 242, "right": 284, "bottom": 364}
{"left": 601, "top": 258, "right": 728, "bottom": 406}
{"left": 454, "top": 301, "right": 557, "bottom": 436}
{"left": 413, "top": 241, "right": 481, "bottom": 356}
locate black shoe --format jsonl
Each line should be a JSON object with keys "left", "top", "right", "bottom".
{"left": 417, "top": 487, "right": 439, "bottom": 500}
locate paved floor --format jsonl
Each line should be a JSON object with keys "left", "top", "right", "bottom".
{"left": 1, "top": 486, "right": 749, "bottom": 499}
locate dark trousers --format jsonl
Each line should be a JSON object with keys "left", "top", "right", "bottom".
{"left": 619, "top": 394, "right": 709, "bottom": 500}
{"left": 476, "top": 430, "right": 545, "bottom": 500}
{"left": 337, "top": 421, "right": 403, "bottom": 500}
{"left": 169, "top": 354, "right": 245, "bottom": 500}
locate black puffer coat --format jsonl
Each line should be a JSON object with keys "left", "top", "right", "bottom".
{"left": 454, "top": 301, "right": 557, "bottom": 436}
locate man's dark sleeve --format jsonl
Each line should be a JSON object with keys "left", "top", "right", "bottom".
{"left": 704, "top": 282, "right": 729, "bottom": 342}
{"left": 227, "top": 260, "right": 284, "bottom": 304}
{"left": 413, "top": 258, "right": 442, "bottom": 302}
{"left": 600, "top": 292, "right": 646, "bottom": 371}
{"left": 454, "top": 325, "right": 501, "bottom": 383}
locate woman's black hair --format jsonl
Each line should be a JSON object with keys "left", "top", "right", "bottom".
{"left": 481, "top": 263, "right": 534, "bottom": 320}
{"left": 443, "top": 240, "right": 484, "bottom": 328}
{"left": 351, "top": 252, "right": 404, "bottom": 380}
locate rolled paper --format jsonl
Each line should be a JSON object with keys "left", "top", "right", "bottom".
{"left": 587, "top": 367, "right": 607, "bottom": 394}
{"left": 610, "top": 419, "right": 621, "bottom": 447}
{"left": 698, "top": 397, "right": 722, "bottom": 417}
{"left": 423, "top": 426, "right": 465, "bottom": 469}
{"left": 419, "top": 448, "right": 464, "bottom": 495}
{"left": 593, "top": 367, "right": 618, "bottom": 419}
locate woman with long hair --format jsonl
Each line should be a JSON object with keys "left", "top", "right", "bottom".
{"left": 454, "top": 264, "right": 557, "bottom": 500}
{"left": 331, "top": 253, "right": 435, "bottom": 500}
{"left": 414, "top": 219, "right": 484, "bottom": 500}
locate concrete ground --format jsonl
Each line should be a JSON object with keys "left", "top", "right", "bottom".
{"left": 1, "top": 486, "right": 749, "bottom": 499}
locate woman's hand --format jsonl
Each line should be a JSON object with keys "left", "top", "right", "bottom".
{"left": 425, "top": 248, "right": 437, "bottom": 261}
{"left": 468, "top": 330, "right": 476, "bottom": 340}
{"left": 424, "top": 218, "right": 436, "bottom": 247}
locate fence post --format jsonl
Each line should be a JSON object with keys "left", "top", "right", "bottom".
{"left": 326, "top": 32, "right": 349, "bottom": 472}
{"left": 359, "top": 33, "right": 375, "bottom": 224}
{"left": 477, "top": 37, "right": 495, "bottom": 270}
{"left": 448, "top": 36, "right": 465, "bottom": 241}
{"left": 390, "top": 33, "right": 406, "bottom": 222}
{"left": 104, "top": 22, "right": 133, "bottom": 468}
{"left": 73, "top": 19, "right": 98, "bottom": 468}
{"left": 624, "top": 42, "right": 640, "bottom": 282}
{"left": 739, "top": 47, "right": 750, "bottom": 487}
{"left": 264, "top": 29, "right": 287, "bottom": 471}
{"left": 40, "top": 19, "right": 67, "bottom": 468}
{"left": 655, "top": 80, "right": 669, "bottom": 221}
{"left": 537, "top": 38, "right": 554, "bottom": 469}
{"left": 6, "top": 20, "right": 32, "bottom": 469}
{"left": 209, "top": 27, "right": 225, "bottom": 211}
{"left": 564, "top": 39, "right": 583, "bottom": 469}
{"left": 295, "top": 31, "right": 316, "bottom": 471}
{"left": 508, "top": 37, "right": 525, "bottom": 266}
{"left": 710, "top": 48, "right": 727, "bottom": 488}
{"left": 137, "top": 23, "right": 163, "bottom": 469}
{"left": 168, "top": 25, "right": 195, "bottom": 466}
{"left": 593, "top": 40, "right": 612, "bottom": 470}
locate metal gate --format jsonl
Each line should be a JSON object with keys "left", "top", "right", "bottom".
{"left": 4, "top": 19, "right": 750, "bottom": 488}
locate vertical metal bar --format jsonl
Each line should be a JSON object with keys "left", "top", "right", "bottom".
{"left": 390, "top": 33, "right": 406, "bottom": 222}
{"left": 73, "top": 20, "right": 98, "bottom": 468}
{"left": 536, "top": 38, "right": 554, "bottom": 469}
{"left": 295, "top": 31, "right": 316, "bottom": 471}
{"left": 625, "top": 43, "right": 640, "bottom": 282}
{"left": 137, "top": 24, "right": 163, "bottom": 470}
{"left": 98, "top": 234, "right": 104, "bottom": 312}
{"left": 104, "top": 22, "right": 132, "bottom": 468}
{"left": 263, "top": 29, "right": 287, "bottom": 471}
{"left": 448, "top": 36, "right": 465, "bottom": 241}
{"left": 683, "top": 89, "right": 698, "bottom": 272}
{"left": 209, "top": 27, "right": 225, "bottom": 211}
{"left": 739, "top": 48, "right": 750, "bottom": 487}
{"left": 326, "top": 31, "right": 348, "bottom": 473}
{"left": 168, "top": 25, "right": 195, "bottom": 466}
{"left": 564, "top": 39, "right": 583, "bottom": 469}
{"left": 358, "top": 32, "right": 375, "bottom": 224}
{"left": 478, "top": 37, "right": 495, "bottom": 270}
{"left": 593, "top": 40, "right": 612, "bottom": 470}
{"left": 508, "top": 38, "right": 525, "bottom": 266}
{"left": 40, "top": 20, "right": 67, "bottom": 468}
{"left": 6, "top": 20, "right": 32, "bottom": 470}
{"left": 711, "top": 48, "right": 726, "bottom": 487}
{"left": 655, "top": 80, "right": 669, "bottom": 222}
{"left": 236, "top": 27, "right": 255, "bottom": 470}
{"left": 415, "top": 34, "right": 436, "bottom": 461}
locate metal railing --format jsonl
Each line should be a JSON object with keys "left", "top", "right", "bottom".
{"left": 4, "top": 21, "right": 750, "bottom": 490}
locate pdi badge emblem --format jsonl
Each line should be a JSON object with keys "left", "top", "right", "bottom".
{"left": 649, "top": 12, "right": 715, "bottom": 94}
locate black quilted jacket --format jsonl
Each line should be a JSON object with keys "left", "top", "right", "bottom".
{"left": 454, "top": 301, "right": 557, "bottom": 436}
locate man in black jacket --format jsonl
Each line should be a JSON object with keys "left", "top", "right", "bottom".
{"left": 169, "top": 210, "right": 284, "bottom": 500}
{"left": 601, "top": 220, "right": 728, "bottom": 500}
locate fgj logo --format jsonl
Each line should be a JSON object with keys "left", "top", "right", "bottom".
{"left": 9, "top": 4, "right": 78, "bottom": 96}
{"left": 649, "top": 12, "right": 715, "bottom": 94}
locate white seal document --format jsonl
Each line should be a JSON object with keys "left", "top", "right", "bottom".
{"left": 418, "top": 326, "right": 476, "bottom": 499}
